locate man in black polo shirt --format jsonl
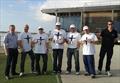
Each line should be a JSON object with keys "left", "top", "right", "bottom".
{"left": 98, "top": 20, "right": 118, "bottom": 76}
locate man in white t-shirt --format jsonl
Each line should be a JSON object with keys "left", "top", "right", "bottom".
{"left": 32, "top": 27, "right": 48, "bottom": 75}
{"left": 80, "top": 26, "right": 98, "bottom": 78}
{"left": 66, "top": 24, "right": 81, "bottom": 75}
{"left": 50, "top": 22, "right": 66, "bottom": 73}
{"left": 18, "top": 24, "right": 35, "bottom": 77}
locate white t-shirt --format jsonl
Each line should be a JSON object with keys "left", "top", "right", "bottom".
{"left": 32, "top": 33, "right": 48, "bottom": 54}
{"left": 80, "top": 33, "right": 98, "bottom": 55}
{"left": 67, "top": 32, "right": 81, "bottom": 48}
{"left": 50, "top": 29, "right": 66, "bottom": 49}
{"left": 18, "top": 32, "right": 32, "bottom": 52}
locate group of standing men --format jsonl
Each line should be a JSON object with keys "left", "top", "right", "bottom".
{"left": 3, "top": 20, "right": 118, "bottom": 80}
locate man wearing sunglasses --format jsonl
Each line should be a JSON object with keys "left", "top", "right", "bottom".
{"left": 32, "top": 27, "right": 48, "bottom": 75}
{"left": 98, "top": 20, "right": 118, "bottom": 76}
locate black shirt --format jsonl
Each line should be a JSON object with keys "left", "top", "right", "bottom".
{"left": 101, "top": 28, "right": 118, "bottom": 48}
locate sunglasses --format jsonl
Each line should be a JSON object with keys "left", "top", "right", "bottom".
{"left": 39, "top": 29, "right": 43, "bottom": 30}
{"left": 108, "top": 24, "right": 112, "bottom": 25}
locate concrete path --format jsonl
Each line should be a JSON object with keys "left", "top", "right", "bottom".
{"left": 61, "top": 45, "right": 120, "bottom": 83}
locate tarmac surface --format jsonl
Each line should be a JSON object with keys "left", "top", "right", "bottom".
{"left": 60, "top": 45, "right": 120, "bottom": 83}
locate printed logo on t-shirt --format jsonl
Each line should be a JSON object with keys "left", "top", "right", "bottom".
{"left": 55, "top": 32, "right": 62, "bottom": 40}
{"left": 37, "top": 37, "right": 44, "bottom": 45}
{"left": 85, "top": 37, "right": 88, "bottom": 45}
{"left": 69, "top": 35, "right": 75, "bottom": 44}
{"left": 24, "top": 35, "right": 31, "bottom": 43}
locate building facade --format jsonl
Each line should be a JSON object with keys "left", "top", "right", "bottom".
{"left": 41, "top": 0, "right": 120, "bottom": 33}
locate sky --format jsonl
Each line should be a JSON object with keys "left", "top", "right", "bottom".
{"left": 0, "top": 0, "right": 119, "bottom": 33}
{"left": 0, "top": 0, "right": 55, "bottom": 33}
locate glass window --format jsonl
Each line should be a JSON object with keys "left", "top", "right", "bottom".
{"left": 114, "top": 10, "right": 120, "bottom": 33}
{"left": 60, "top": 13, "right": 81, "bottom": 32}
{"left": 84, "top": 11, "right": 112, "bottom": 32}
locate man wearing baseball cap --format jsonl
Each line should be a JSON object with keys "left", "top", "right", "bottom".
{"left": 80, "top": 26, "right": 98, "bottom": 78}
{"left": 50, "top": 22, "right": 66, "bottom": 73}
{"left": 32, "top": 27, "right": 48, "bottom": 75}
{"left": 66, "top": 24, "right": 81, "bottom": 75}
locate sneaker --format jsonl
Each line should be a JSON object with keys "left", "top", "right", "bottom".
{"left": 75, "top": 72, "right": 80, "bottom": 75}
{"left": 44, "top": 72, "right": 47, "bottom": 75}
{"left": 5, "top": 76, "right": 10, "bottom": 80}
{"left": 97, "top": 70, "right": 102, "bottom": 75}
{"left": 65, "top": 71, "right": 71, "bottom": 74}
{"left": 91, "top": 74, "right": 95, "bottom": 79}
{"left": 32, "top": 71, "right": 37, "bottom": 74}
{"left": 36, "top": 73, "right": 41, "bottom": 76}
{"left": 53, "top": 71, "right": 57, "bottom": 74}
{"left": 58, "top": 71, "right": 61, "bottom": 74}
{"left": 12, "top": 72, "right": 19, "bottom": 75}
{"left": 42, "top": 72, "right": 47, "bottom": 75}
{"left": 107, "top": 71, "right": 112, "bottom": 77}
{"left": 19, "top": 72, "right": 24, "bottom": 77}
{"left": 84, "top": 72, "right": 90, "bottom": 76}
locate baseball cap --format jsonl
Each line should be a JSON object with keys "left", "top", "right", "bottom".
{"left": 38, "top": 26, "right": 43, "bottom": 30}
{"left": 83, "top": 26, "right": 89, "bottom": 30}
{"left": 70, "top": 24, "right": 76, "bottom": 28}
{"left": 56, "top": 22, "right": 61, "bottom": 25}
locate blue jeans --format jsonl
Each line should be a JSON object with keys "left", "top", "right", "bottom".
{"left": 83, "top": 55, "right": 96, "bottom": 75}
{"left": 66, "top": 48, "right": 80, "bottom": 72}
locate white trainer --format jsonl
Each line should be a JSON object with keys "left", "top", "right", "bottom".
{"left": 19, "top": 72, "right": 24, "bottom": 77}
{"left": 97, "top": 70, "right": 102, "bottom": 74}
{"left": 76, "top": 72, "right": 80, "bottom": 75}
{"left": 5, "top": 76, "right": 10, "bottom": 80}
{"left": 65, "top": 71, "right": 71, "bottom": 74}
{"left": 107, "top": 71, "right": 112, "bottom": 77}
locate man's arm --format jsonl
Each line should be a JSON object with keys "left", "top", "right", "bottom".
{"left": 3, "top": 34, "right": 9, "bottom": 56}
{"left": 18, "top": 33, "right": 24, "bottom": 52}
{"left": 18, "top": 40, "right": 23, "bottom": 49}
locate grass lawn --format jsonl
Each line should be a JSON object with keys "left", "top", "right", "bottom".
{"left": 0, "top": 53, "right": 58, "bottom": 83}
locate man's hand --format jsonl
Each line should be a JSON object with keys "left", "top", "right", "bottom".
{"left": 3, "top": 45, "right": 9, "bottom": 56}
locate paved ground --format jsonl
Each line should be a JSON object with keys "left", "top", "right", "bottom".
{"left": 0, "top": 45, "right": 120, "bottom": 83}
{"left": 61, "top": 44, "right": 120, "bottom": 83}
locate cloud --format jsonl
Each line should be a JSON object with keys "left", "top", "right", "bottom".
{"left": 27, "top": 1, "right": 55, "bottom": 22}
{"left": 27, "top": 1, "right": 55, "bottom": 32}
{"left": 36, "top": 8, "right": 55, "bottom": 22}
